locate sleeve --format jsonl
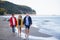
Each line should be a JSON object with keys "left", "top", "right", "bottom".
{"left": 16, "top": 19, "right": 18, "bottom": 28}
{"left": 30, "top": 17, "right": 32, "bottom": 24}
{"left": 23, "top": 17, "right": 25, "bottom": 25}
{"left": 15, "top": 18, "right": 17, "bottom": 26}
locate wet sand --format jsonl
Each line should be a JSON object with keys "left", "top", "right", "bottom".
{"left": 0, "top": 17, "right": 53, "bottom": 40}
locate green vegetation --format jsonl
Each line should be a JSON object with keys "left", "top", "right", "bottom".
{"left": 0, "top": 8, "right": 7, "bottom": 15}
{"left": 0, "top": 1, "right": 36, "bottom": 15}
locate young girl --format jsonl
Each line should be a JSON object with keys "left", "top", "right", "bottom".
{"left": 17, "top": 15, "right": 23, "bottom": 36}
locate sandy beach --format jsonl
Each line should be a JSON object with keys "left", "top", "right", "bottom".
{"left": 0, "top": 16, "right": 59, "bottom": 40}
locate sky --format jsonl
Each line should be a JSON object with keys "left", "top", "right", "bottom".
{"left": 2, "top": 0, "right": 60, "bottom": 15}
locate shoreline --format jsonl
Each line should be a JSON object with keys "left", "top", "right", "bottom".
{"left": 0, "top": 14, "right": 60, "bottom": 16}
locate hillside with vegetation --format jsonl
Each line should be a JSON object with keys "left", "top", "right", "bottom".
{"left": 0, "top": 1, "right": 36, "bottom": 15}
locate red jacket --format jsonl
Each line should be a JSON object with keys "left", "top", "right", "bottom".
{"left": 9, "top": 17, "right": 17, "bottom": 27}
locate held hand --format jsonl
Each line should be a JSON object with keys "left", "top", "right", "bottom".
{"left": 9, "top": 24, "right": 12, "bottom": 27}
{"left": 10, "top": 25, "right": 12, "bottom": 27}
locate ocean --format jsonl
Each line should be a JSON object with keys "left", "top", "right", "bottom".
{"left": 1, "top": 15, "right": 60, "bottom": 40}
{"left": 32, "top": 15, "right": 60, "bottom": 40}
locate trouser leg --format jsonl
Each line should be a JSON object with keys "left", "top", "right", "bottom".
{"left": 12, "top": 26, "right": 15, "bottom": 33}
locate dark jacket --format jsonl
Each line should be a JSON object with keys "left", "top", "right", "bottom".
{"left": 23, "top": 16, "right": 32, "bottom": 26}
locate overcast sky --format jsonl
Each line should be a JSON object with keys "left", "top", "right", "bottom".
{"left": 3, "top": 0, "right": 60, "bottom": 15}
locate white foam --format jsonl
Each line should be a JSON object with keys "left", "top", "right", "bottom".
{"left": 15, "top": 27, "right": 58, "bottom": 40}
{"left": 1, "top": 15, "right": 60, "bottom": 40}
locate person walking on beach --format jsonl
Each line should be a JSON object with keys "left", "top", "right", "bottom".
{"left": 9, "top": 14, "right": 17, "bottom": 33}
{"left": 23, "top": 13, "right": 32, "bottom": 39}
{"left": 17, "top": 15, "right": 23, "bottom": 36}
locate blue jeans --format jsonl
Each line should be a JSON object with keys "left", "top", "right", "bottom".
{"left": 12, "top": 25, "right": 15, "bottom": 33}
